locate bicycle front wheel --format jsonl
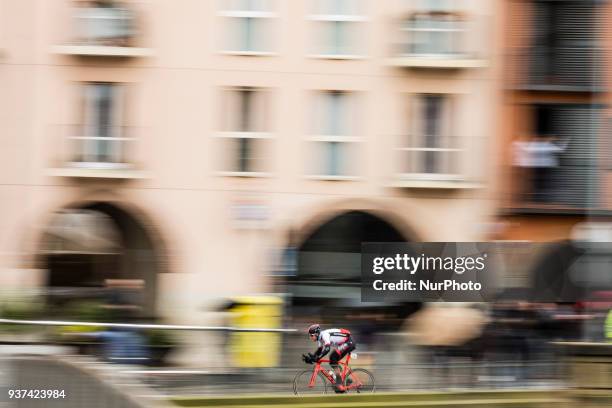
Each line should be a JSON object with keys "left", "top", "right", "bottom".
{"left": 293, "top": 370, "right": 330, "bottom": 395}
{"left": 344, "top": 368, "right": 375, "bottom": 393}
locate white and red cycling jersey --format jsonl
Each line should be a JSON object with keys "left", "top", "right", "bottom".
{"left": 317, "top": 328, "right": 352, "bottom": 349}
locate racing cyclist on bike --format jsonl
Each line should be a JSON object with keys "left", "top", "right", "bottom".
{"left": 303, "top": 324, "right": 356, "bottom": 392}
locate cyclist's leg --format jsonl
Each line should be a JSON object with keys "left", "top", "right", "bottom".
{"left": 339, "top": 341, "right": 356, "bottom": 385}
{"left": 329, "top": 349, "right": 342, "bottom": 383}
{"left": 329, "top": 350, "right": 346, "bottom": 393}
{"left": 338, "top": 340, "right": 356, "bottom": 361}
{"left": 331, "top": 341, "right": 356, "bottom": 387}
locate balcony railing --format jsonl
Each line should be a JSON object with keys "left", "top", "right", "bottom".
{"left": 390, "top": 17, "right": 486, "bottom": 69}
{"left": 509, "top": 165, "right": 599, "bottom": 212}
{"left": 400, "top": 23, "right": 465, "bottom": 56}
{"left": 49, "top": 125, "right": 143, "bottom": 179}
{"left": 54, "top": 4, "right": 151, "bottom": 57}
{"left": 392, "top": 135, "right": 482, "bottom": 189}
{"left": 518, "top": 47, "right": 602, "bottom": 91}
{"left": 413, "top": 0, "right": 462, "bottom": 14}
{"left": 396, "top": 147, "right": 463, "bottom": 178}
{"left": 76, "top": 6, "right": 135, "bottom": 46}
{"left": 69, "top": 137, "right": 133, "bottom": 168}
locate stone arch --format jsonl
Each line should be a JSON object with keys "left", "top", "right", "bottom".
{"left": 290, "top": 198, "right": 422, "bottom": 247}
{"left": 29, "top": 196, "right": 171, "bottom": 317}
{"left": 276, "top": 205, "right": 423, "bottom": 339}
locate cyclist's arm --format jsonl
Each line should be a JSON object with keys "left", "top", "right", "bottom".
{"left": 312, "top": 344, "right": 330, "bottom": 361}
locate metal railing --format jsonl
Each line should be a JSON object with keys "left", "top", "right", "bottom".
{"left": 0, "top": 322, "right": 570, "bottom": 396}
{"left": 511, "top": 47, "right": 601, "bottom": 91}
{"left": 396, "top": 146, "right": 464, "bottom": 178}
{"left": 413, "top": 0, "right": 461, "bottom": 14}
{"left": 74, "top": 6, "right": 136, "bottom": 47}
{"left": 400, "top": 29, "right": 466, "bottom": 58}
{"left": 55, "top": 125, "right": 138, "bottom": 169}
{"left": 0, "top": 319, "right": 296, "bottom": 333}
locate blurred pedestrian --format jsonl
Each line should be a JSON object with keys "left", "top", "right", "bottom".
{"left": 94, "top": 326, "right": 149, "bottom": 364}
{"left": 408, "top": 304, "right": 488, "bottom": 388}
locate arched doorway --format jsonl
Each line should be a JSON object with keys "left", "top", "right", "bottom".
{"left": 40, "top": 202, "right": 162, "bottom": 317}
{"left": 285, "top": 210, "right": 420, "bottom": 326}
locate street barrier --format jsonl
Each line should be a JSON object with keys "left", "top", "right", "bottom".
{"left": 0, "top": 318, "right": 297, "bottom": 333}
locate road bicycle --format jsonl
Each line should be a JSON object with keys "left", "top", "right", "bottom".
{"left": 293, "top": 353, "right": 375, "bottom": 395}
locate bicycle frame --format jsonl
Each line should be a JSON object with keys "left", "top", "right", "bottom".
{"left": 308, "top": 353, "right": 363, "bottom": 390}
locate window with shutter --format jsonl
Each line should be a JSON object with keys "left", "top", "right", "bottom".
{"left": 552, "top": 105, "right": 600, "bottom": 207}
{"left": 529, "top": 1, "right": 601, "bottom": 91}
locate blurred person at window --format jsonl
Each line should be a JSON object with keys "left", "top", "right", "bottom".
{"left": 513, "top": 135, "right": 569, "bottom": 203}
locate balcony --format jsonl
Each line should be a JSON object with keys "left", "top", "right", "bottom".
{"left": 412, "top": 0, "right": 463, "bottom": 14}
{"left": 389, "top": 14, "right": 486, "bottom": 69}
{"left": 392, "top": 144, "right": 479, "bottom": 189}
{"left": 391, "top": 175, "right": 479, "bottom": 190}
{"left": 48, "top": 125, "right": 145, "bottom": 179}
{"left": 389, "top": 54, "right": 486, "bottom": 69}
{"left": 53, "top": 3, "right": 151, "bottom": 58}
{"left": 512, "top": 47, "right": 602, "bottom": 92}
{"left": 507, "top": 165, "right": 599, "bottom": 214}
{"left": 507, "top": 105, "right": 601, "bottom": 213}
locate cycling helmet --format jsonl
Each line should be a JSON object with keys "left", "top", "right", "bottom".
{"left": 307, "top": 324, "right": 321, "bottom": 336}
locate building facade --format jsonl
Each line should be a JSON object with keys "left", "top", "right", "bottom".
{"left": 0, "top": 0, "right": 500, "bottom": 334}
{"left": 499, "top": 0, "right": 612, "bottom": 242}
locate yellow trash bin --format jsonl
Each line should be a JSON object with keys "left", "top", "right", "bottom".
{"left": 606, "top": 310, "right": 612, "bottom": 343}
{"left": 227, "top": 296, "right": 282, "bottom": 368}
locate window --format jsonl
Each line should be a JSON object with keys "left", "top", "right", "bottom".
{"left": 317, "top": 90, "right": 349, "bottom": 136}
{"left": 73, "top": 83, "right": 129, "bottom": 166}
{"left": 218, "top": 87, "right": 271, "bottom": 174}
{"left": 399, "top": 94, "right": 461, "bottom": 177}
{"left": 530, "top": 1, "right": 599, "bottom": 89}
{"left": 310, "top": 0, "right": 365, "bottom": 57}
{"left": 535, "top": 105, "right": 555, "bottom": 136}
{"left": 220, "top": 0, "right": 275, "bottom": 54}
{"left": 401, "top": 13, "right": 464, "bottom": 56}
{"left": 308, "top": 91, "right": 359, "bottom": 178}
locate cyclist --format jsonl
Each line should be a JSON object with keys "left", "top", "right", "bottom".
{"left": 303, "top": 324, "right": 356, "bottom": 392}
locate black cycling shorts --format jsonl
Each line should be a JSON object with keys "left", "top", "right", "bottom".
{"left": 329, "top": 339, "right": 355, "bottom": 365}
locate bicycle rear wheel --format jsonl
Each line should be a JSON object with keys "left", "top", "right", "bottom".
{"left": 293, "top": 370, "right": 330, "bottom": 395}
{"left": 344, "top": 368, "right": 375, "bottom": 393}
